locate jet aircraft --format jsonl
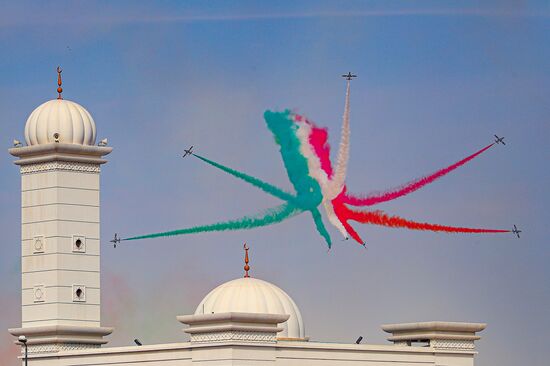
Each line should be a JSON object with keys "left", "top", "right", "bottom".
{"left": 342, "top": 72, "right": 357, "bottom": 80}
{"left": 494, "top": 135, "right": 505, "bottom": 145}
{"left": 110, "top": 233, "right": 121, "bottom": 248}
{"left": 182, "top": 146, "right": 194, "bottom": 158}
{"left": 512, "top": 225, "right": 522, "bottom": 238}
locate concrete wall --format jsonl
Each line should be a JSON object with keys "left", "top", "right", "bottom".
{"left": 21, "top": 167, "right": 101, "bottom": 328}
{"left": 20, "top": 341, "right": 477, "bottom": 366}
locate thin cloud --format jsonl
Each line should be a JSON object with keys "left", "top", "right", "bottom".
{"left": 1, "top": 7, "right": 549, "bottom": 28}
{"left": 134, "top": 9, "right": 550, "bottom": 23}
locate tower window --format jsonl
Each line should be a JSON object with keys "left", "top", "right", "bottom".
{"left": 72, "top": 236, "right": 86, "bottom": 253}
{"left": 72, "top": 285, "right": 86, "bottom": 302}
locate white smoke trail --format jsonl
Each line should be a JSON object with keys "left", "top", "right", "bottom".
{"left": 295, "top": 119, "right": 349, "bottom": 239}
{"left": 295, "top": 121, "right": 330, "bottom": 187}
{"left": 323, "top": 200, "right": 348, "bottom": 238}
{"left": 327, "top": 80, "right": 351, "bottom": 199}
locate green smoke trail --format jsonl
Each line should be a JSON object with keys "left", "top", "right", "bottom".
{"left": 124, "top": 111, "right": 333, "bottom": 248}
{"left": 193, "top": 146, "right": 331, "bottom": 247}
{"left": 193, "top": 153, "right": 297, "bottom": 203}
{"left": 309, "top": 208, "right": 332, "bottom": 247}
{"left": 264, "top": 111, "right": 330, "bottom": 246}
{"left": 264, "top": 110, "right": 324, "bottom": 210}
{"left": 124, "top": 203, "right": 302, "bottom": 241}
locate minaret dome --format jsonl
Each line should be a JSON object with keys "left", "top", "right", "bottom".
{"left": 23, "top": 67, "right": 97, "bottom": 146}
{"left": 24, "top": 99, "right": 97, "bottom": 146}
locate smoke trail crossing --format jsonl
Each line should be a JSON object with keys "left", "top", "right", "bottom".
{"left": 292, "top": 75, "right": 352, "bottom": 238}
{"left": 295, "top": 118, "right": 348, "bottom": 239}
{"left": 122, "top": 76, "right": 511, "bottom": 247}
{"left": 264, "top": 111, "right": 332, "bottom": 246}
{"left": 264, "top": 111, "right": 324, "bottom": 209}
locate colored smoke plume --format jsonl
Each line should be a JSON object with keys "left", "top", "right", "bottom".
{"left": 122, "top": 80, "right": 509, "bottom": 247}
{"left": 328, "top": 79, "right": 351, "bottom": 200}
{"left": 126, "top": 203, "right": 302, "bottom": 241}
{"left": 343, "top": 143, "right": 496, "bottom": 206}
{"left": 334, "top": 202, "right": 510, "bottom": 234}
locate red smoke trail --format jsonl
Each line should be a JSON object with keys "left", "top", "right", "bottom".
{"left": 329, "top": 192, "right": 365, "bottom": 244}
{"left": 306, "top": 123, "right": 504, "bottom": 243}
{"left": 340, "top": 214, "right": 365, "bottom": 243}
{"left": 333, "top": 201, "right": 510, "bottom": 235}
{"left": 308, "top": 124, "right": 334, "bottom": 178}
{"left": 343, "top": 143, "right": 495, "bottom": 206}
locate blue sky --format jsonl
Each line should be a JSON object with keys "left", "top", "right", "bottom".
{"left": 0, "top": 1, "right": 549, "bottom": 365}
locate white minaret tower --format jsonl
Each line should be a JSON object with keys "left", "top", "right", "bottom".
{"left": 9, "top": 68, "right": 113, "bottom": 354}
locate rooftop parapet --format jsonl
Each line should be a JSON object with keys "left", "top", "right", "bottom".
{"left": 382, "top": 321, "right": 486, "bottom": 351}
{"left": 178, "top": 312, "right": 289, "bottom": 344}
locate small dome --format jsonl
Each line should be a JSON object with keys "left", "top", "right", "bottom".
{"left": 195, "top": 277, "right": 305, "bottom": 340}
{"left": 24, "top": 99, "right": 97, "bottom": 146}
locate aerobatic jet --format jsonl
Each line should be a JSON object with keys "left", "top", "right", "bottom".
{"left": 182, "top": 146, "right": 194, "bottom": 158}
{"left": 110, "top": 233, "right": 121, "bottom": 248}
{"left": 342, "top": 72, "right": 357, "bottom": 80}
{"left": 512, "top": 225, "right": 522, "bottom": 238}
{"left": 494, "top": 135, "right": 505, "bottom": 145}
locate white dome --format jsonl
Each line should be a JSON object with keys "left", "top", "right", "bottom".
{"left": 24, "top": 99, "right": 97, "bottom": 146}
{"left": 195, "top": 277, "right": 305, "bottom": 340}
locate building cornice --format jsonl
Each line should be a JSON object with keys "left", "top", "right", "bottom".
{"left": 178, "top": 312, "right": 290, "bottom": 326}
{"left": 178, "top": 312, "right": 289, "bottom": 344}
{"left": 381, "top": 321, "right": 486, "bottom": 351}
{"left": 9, "top": 143, "right": 112, "bottom": 166}
{"left": 9, "top": 325, "right": 113, "bottom": 353}
{"left": 381, "top": 321, "right": 487, "bottom": 334}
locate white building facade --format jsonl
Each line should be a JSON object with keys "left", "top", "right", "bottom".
{"left": 8, "top": 73, "right": 485, "bottom": 365}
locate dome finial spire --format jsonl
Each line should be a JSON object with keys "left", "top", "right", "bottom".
{"left": 56, "top": 66, "right": 63, "bottom": 100}
{"left": 243, "top": 243, "right": 250, "bottom": 278}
